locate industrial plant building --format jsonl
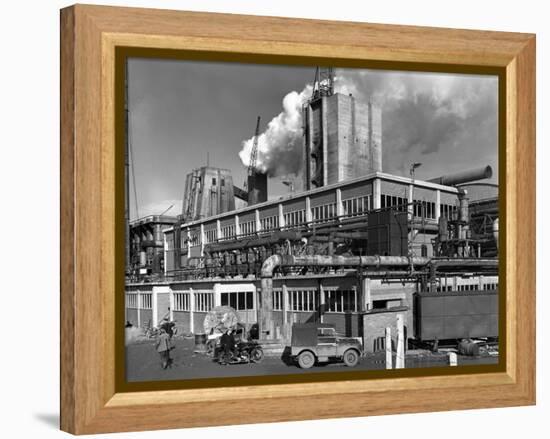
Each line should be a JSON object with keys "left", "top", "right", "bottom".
{"left": 125, "top": 68, "right": 499, "bottom": 352}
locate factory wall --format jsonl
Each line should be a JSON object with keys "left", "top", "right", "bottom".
{"left": 125, "top": 272, "right": 496, "bottom": 343}
{"left": 363, "top": 307, "right": 409, "bottom": 353}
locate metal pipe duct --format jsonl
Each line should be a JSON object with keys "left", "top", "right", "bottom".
{"left": 261, "top": 255, "right": 430, "bottom": 277}
{"left": 258, "top": 254, "right": 430, "bottom": 339}
{"left": 428, "top": 165, "right": 492, "bottom": 186}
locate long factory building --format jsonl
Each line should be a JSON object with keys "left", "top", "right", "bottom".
{"left": 125, "top": 170, "right": 499, "bottom": 350}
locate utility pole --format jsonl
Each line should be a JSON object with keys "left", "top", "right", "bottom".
{"left": 409, "top": 163, "right": 422, "bottom": 273}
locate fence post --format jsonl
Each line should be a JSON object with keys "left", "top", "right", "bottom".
{"left": 396, "top": 314, "right": 405, "bottom": 369}
{"left": 449, "top": 352, "right": 458, "bottom": 366}
{"left": 385, "top": 327, "right": 392, "bottom": 369}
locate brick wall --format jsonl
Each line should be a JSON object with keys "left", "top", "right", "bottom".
{"left": 323, "top": 313, "right": 362, "bottom": 337}
{"left": 362, "top": 307, "right": 409, "bottom": 353}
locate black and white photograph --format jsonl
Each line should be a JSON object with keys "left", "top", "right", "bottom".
{"left": 124, "top": 59, "right": 500, "bottom": 382}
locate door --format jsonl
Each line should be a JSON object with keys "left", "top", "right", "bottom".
{"left": 316, "top": 327, "right": 337, "bottom": 357}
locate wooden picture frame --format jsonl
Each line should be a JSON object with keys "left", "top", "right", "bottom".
{"left": 60, "top": 4, "right": 535, "bottom": 434}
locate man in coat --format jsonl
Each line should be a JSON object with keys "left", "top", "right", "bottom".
{"left": 219, "top": 328, "right": 236, "bottom": 364}
{"left": 155, "top": 327, "right": 173, "bottom": 369}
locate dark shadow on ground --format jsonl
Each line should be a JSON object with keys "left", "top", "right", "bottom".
{"left": 34, "top": 413, "right": 59, "bottom": 429}
{"left": 280, "top": 346, "right": 295, "bottom": 367}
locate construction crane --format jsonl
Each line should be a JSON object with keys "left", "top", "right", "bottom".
{"left": 244, "top": 116, "right": 261, "bottom": 189}
{"left": 311, "top": 66, "right": 334, "bottom": 100}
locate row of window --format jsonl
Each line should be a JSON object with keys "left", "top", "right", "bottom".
{"left": 125, "top": 293, "right": 152, "bottom": 310}
{"left": 174, "top": 292, "right": 190, "bottom": 311}
{"left": 182, "top": 197, "right": 456, "bottom": 247}
{"left": 272, "top": 289, "right": 358, "bottom": 313}
{"left": 380, "top": 195, "right": 457, "bottom": 222}
{"left": 173, "top": 292, "right": 252, "bottom": 312}
{"left": 342, "top": 195, "right": 372, "bottom": 217}
{"left": 205, "top": 229, "right": 217, "bottom": 244}
{"left": 168, "top": 290, "right": 360, "bottom": 313}
{"left": 289, "top": 289, "right": 317, "bottom": 312}
{"left": 239, "top": 220, "right": 256, "bottom": 236}
{"left": 195, "top": 292, "right": 214, "bottom": 312}
{"left": 260, "top": 215, "right": 279, "bottom": 231}
{"left": 195, "top": 176, "right": 226, "bottom": 187}
{"left": 221, "top": 224, "right": 236, "bottom": 240}
{"left": 440, "top": 204, "right": 458, "bottom": 220}
{"left": 380, "top": 194, "right": 408, "bottom": 211}
{"left": 311, "top": 203, "right": 337, "bottom": 223}
{"left": 413, "top": 200, "right": 437, "bottom": 219}
{"left": 283, "top": 209, "right": 306, "bottom": 227}
{"left": 188, "top": 231, "right": 201, "bottom": 246}
{"left": 435, "top": 282, "right": 499, "bottom": 292}
{"left": 221, "top": 291, "right": 254, "bottom": 310}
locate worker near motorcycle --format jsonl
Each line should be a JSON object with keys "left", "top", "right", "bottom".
{"left": 220, "top": 328, "right": 236, "bottom": 359}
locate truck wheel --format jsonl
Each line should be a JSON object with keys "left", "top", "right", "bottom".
{"left": 298, "top": 351, "right": 315, "bottom": 369}
{"left": 343, "top": 349, "right": 359, "bottom": 367}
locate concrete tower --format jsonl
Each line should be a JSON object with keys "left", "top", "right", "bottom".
{"left": 303, "top": 92, "right": 382, "bottom": 190}
{"left": 182, "top": 167, "right": 236, "bottom": 221}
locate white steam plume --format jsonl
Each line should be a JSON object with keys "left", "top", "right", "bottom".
{"left": 239, "top": 84, "right": 312, "bottom": 177}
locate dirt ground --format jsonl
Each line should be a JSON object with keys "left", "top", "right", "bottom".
{"left": 125, "top": 337, "right": 499, "bottom": 382}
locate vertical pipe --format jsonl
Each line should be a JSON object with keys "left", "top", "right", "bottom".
{"left": 260, "top": 277, "right": 274, "bottom": 339}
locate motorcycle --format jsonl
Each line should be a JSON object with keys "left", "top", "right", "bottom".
{"left": 217, "top": 340, "right": 264, "bottom": 365}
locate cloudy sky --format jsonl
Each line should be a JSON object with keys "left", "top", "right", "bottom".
{"left": 127, "top": 58, "right": 498, "bottom": 220}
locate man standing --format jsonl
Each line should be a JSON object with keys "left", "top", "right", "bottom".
{"left": 155, "top": 327, "right": 173, "bottom": 369}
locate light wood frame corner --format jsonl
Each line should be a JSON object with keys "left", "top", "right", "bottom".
{"left": 60, "top": 4, "right": 536, "bottom": 434}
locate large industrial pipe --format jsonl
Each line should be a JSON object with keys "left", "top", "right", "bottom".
{"left": 258, "top": 254, "right": 430, "bottom": 339}
{"left": 428, "top": 165, "right": 492, "bottom": 186}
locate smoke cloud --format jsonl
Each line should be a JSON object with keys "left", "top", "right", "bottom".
{"left": 239, "top": 84, "right": 312, "bottom": 177}
{"left": 239, "top": 69, "right": 497, "bottom": 179}
{"left": 334, "top": 70, "right": 498, "bottom": 176}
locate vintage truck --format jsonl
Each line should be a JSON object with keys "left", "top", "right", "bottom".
{"left": 290, "top": 323, "right": 363, "bottom": 369}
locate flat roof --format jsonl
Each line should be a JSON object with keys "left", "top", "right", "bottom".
{"left": 130, "top": 215, "right": 178, "bottom": 227}
{"left": 164, "top": 172, "right": 460, "bottom": 233}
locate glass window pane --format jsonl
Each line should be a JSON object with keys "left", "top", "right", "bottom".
{"left": 237, "top": 292, "right": 245, "bottom": 310}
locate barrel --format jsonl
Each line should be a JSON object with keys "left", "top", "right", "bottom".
{"left": 457, "top": 340, "right": 480, "bottom": 356}
{"left": 193, "top": 333, "right": 208, "bottom": 354}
